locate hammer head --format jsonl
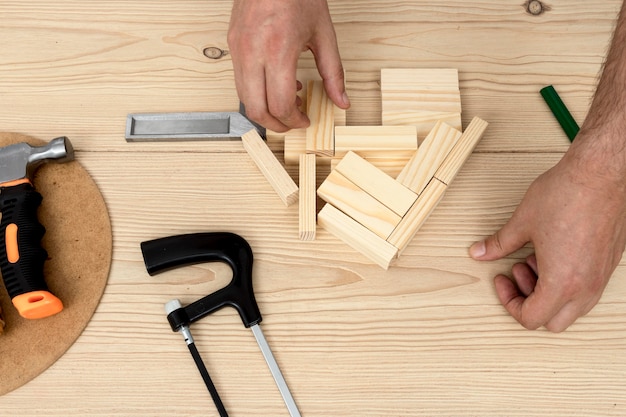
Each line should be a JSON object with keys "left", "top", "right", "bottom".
{"left": 0, "top": 137, "right": 74, "bottom": 185}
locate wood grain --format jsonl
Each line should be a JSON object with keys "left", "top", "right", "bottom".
{"left": 317, "top": 169, "right": 402, "bottom": 239}
{"left": 334, "top": 151, "right": 417, "bottom": 216}
{"left": 299, "top": 153, "right": 317, "bottom": 241}
{"left": 396, "top": 121, "right": 462, "bottom": 194}
{"left": 242, "top": 129, "right": 299, "bottom": 206}
{"left": 2, "top": 1, "right": 626, "bottom": 416}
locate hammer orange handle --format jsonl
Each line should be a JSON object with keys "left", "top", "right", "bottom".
{"left": 0, "top": 182, "right": 63, "bottom": 319}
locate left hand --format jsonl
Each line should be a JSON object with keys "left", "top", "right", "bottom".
{"left": 470, "top": 147, "right": 626, "bottom": 332}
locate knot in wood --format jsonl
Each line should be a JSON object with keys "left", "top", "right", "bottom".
{"left": 525, "top": 0, "right": 547, "bottom": 16}
{"left": 203, "top": 47, "right": 228, "bottom": 60}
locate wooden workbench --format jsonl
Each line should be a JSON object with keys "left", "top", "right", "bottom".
{"left": 2, "top": 1, "right": 625, "bottom": 416}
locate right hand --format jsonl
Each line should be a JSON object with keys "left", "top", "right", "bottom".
{"left": 227, "top": 0, "right": 350, "bottom": 132}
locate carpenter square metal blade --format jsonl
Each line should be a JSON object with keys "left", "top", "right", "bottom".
{"left": 125, "top": 104, "right": 265, "bottom": 142}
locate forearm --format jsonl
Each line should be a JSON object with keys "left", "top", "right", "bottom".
{"left": 570, "top": 1, "right": 626, "bottom": 181}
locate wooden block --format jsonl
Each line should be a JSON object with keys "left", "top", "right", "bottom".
{"left": 306, "top": 80, "right": 335, "bottom": 157}
{"left": 241, "top": 129, "right": 299, "bottom": 206}
{"left": 381, "top": 68, "right": 462, "bottom": 138}
{"left": 284, "top": 128, "right": 307, "bottom": 165}
{"left": 334, "top": 125, "right": 418, "bottom": 158}
{"left": 265, "top": 129, "right": 286, "bottom": 144}
{"left": 434, "top": 116, "right": 489, "bottom": 185}
{"left": 299, "top": 154, "right": 317, "bottom": 241}
{"left": 317, "top": 203, "right": 398, "bottom": 270}
{"left": 284, "top": 128, "right": 331, "bottom": 167}
{"left": 396, "top": 121, "right": 462, "bottom": 195}
{"left": 334, "top": 151, "right": 417, "bottom": 217}
{"left": 381, "top": 68, "right": 460, "bottom": 90}
{"left": 386, "top": 178, "right": 448, "bottom": 253}
{"left": 334, "top": 105, "right": 347, "bottom": 127}
{"left": 317, "top": 169, "right": 402, "bottom": 239}
{"left": 381, "top": 110, "right": 462, "bottom": 141}
{"left": 331, "top": 156, "right": 411, "bottom": 178}
{"left": 382, "top": 90, "right": 462, "bottom": 113}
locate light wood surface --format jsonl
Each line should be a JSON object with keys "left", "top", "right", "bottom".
{"left": 2, "top": 1, "right": 626, "bottom": 416}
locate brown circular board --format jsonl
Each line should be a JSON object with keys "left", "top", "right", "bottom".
{"left": 0, "top": 133, "right": 112, "bottom": 396}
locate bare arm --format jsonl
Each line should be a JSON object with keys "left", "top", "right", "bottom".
{"left": 227, "top": 0, "right": 350, "bottom": 132}
{"left": 470, "top": 0, "right": 626, "bottom": 332}
{"left": 470, "top": 1, "right": 626, "bottom": 331}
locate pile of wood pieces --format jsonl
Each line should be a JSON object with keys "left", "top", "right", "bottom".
{"left": 240, "top": 69, "right": 488, "bottom": 269}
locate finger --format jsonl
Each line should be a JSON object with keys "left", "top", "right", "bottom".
{"left": 470, "top": 215, "right": 530, "bottom": 261}
{"left": 265, "top": 60, "right": 310, "bottom": 130}
{"left": 495, "top": 274, "right": 567, "bottom": 330}
{"left": 511, "top": 262, "right": 538, "bottom": 297}
{"left": 545, "top": 281, "right": 607, "bottom": 332}
{"left": 544, "top": 301, "right": 581, "bottom": 333}
{"left": 309, "top": 22, "right": 350, "bottom": 109}
{"left": 526, "top": 254, "right": 538, "bottom": 275}
{"left": 229, "top": 53, "right": 291, "bottom": 132}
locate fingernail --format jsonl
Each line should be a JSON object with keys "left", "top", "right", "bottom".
{"left": 469, "top": 241, "right": 486, "bottom": 258}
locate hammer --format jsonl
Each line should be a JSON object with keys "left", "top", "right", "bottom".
{"left": 0, "top": 137, "right": 74, "bottom": 319}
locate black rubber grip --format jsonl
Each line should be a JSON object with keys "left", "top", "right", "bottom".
{"left": 0, "top": 183, "right": 49, "bottom": 299}
{"left": 141, "top": 232, "right": 262, "bottom": 328}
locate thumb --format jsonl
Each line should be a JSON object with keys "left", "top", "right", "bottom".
{"left": 470, "top": 215, "right": 529, "bottom": 261}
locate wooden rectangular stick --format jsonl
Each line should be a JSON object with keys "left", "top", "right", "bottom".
{"left": 386, "top": 178, "right": 448, "bottom": 253}
{"left": 317, "top": 169, "right": 402, "bottom": 239}
{"left": 434, "top": 116, "right": 489, "bottom": 185}
{"left": 331, "top": 156, "right": 411, "bottom": 179}
{"left": 284, "top": 128, "right": 307, "bottom": 165}
{"left": 241, "top": 129, "right": 299, "bottom": 206}
{"left": 318, "top": 203, "right": 398, "bottom": 270}
{"left": 306, "top": 80, "right": 335, "bottom": 157}
{"left": 299, "top": 153, "right": 317, "bottom": 241}
{"left": 396, "top": 121, "right": 462, "bottom": 195}
{"left": 334, "top": 125, "right": 418, "bottom": 158}
{"left": 334, "top": 151, "right": 417, "bottom": 217}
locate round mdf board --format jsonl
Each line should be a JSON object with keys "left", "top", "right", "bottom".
{"left": 0, "top": 133, "right": 112, "bottom": 396}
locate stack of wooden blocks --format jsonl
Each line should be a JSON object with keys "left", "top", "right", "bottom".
{"left": 241, "top": 69, "right": 488, "bottom": 269}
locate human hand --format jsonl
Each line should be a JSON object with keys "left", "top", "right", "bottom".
{"left": 469, "top": 146, "right": 626, "bottom": 332}
{"left": 227, "top": 0, "right": 350, "bottom": 132}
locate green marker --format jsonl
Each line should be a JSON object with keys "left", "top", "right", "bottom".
{"left": 540, "top": 85, "right": 580, "bottom": 142}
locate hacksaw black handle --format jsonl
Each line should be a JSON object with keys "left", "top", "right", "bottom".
{"left": 0, "top": 182, "right": 63, "bottom": 319}
{"left": 140, "top": 232, "right": 262, "bottom": 328}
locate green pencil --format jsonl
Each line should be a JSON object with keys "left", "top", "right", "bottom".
{"left": 540, "top": 85, "right": 580, "bottom": 142}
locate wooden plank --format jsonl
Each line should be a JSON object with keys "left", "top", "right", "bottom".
{"left": 434, "top": 116, "right": 489, "bottom": 185}
{"left": 386, "top": 177, "right": 448, "bottom": 253}
{"left": 396, "top": 121, "right": 462, "bottom": 194}
{"left": 299, "top": 153, "right": 317, "bottom": 241}
{"left": 241, "top": 129, "right": 299, "bottom": 206}
{"left": 306, "top": 80, "right": 335, "bottom": 157}
{"left": 317, "top": 169, "right": 402, "bottom": 239}
{"left": 317, "top": 203, "right": 398, "bottom": 270}
{"left": 334, "top": 151, "right": 417, "bottom": 217}
{"left": 334, "top": 125, "right": 418, "bottom": 158}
